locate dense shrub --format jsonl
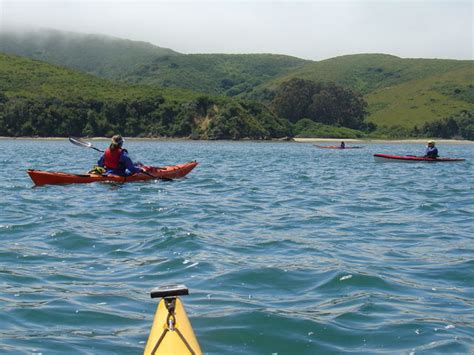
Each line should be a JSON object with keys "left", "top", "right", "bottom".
{"left": 418, "top": 111, "right": 474, "bottom": 140}
{"left": 0, "top": 94, "right": 292, "bottom": 139}
{"left": 272, "top": 78, "right": 369, "bottom": 130}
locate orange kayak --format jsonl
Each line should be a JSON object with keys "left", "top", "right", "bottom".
{"left": 27, "top": 161, "right": 198, "bottom": 186}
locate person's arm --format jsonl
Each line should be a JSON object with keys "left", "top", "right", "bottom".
{"left": 120, "top": 151, "right": 141, "bottom": 174}
{"left": 98, "top": 155, "right": 105, "bottom": 167}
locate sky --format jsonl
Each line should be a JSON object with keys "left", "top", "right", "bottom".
{"left": 1, "top": 0, "right": 473, "bottom": 61}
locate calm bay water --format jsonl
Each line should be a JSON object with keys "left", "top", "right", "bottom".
{"left": 0, "top": 139, "right": 473, "bottom": 354}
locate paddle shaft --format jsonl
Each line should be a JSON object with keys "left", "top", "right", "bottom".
{"left": 90, "top": 146, "right": 104, "bottom": 153}
{"left": 135, "top": 168, "right": 171, "bottom": 181}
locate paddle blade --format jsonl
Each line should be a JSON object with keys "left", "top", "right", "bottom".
{"left": 69, "top": 137, "right": 104, "bottom": 152}
{"left": 69, "top": 137, "right": 92, "bottom": 148}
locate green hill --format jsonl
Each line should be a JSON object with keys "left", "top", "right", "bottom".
{"left": 1, "top": 29, "right": 473, "bottom": 137}
{"left": 253, "top": 54, "right": 474, "bottom": 130}
{"left": 0, "top": 52, "right": 165, "bottom": 100}
{"left": 258, "top": 54, "right": 471, "bottom": 93}
{"left": 0, "top": 29, "right": 308, "bottom": 96}
{"left": 0, "top": 53, "right": 290, "bottom": 139}
{"left": 0, "top": 29, "right": 178, "bottom": 79}
{"left": 366, "top": 65, "right": 473, "bottom": 128}
{"left": 124, "top": 53, "right": 308, "bottom": 96}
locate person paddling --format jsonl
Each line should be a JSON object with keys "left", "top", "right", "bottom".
{"left": 340, "top": 141, "right": 345, "bottom": 149}
{"left": 424, "top": 140, "right": 439, "bottom": 158}
{"left": 97, "top": 135, "right": 142, "bottom": 176}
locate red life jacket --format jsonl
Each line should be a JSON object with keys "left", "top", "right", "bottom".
{"left": 103, "top": 148, "right": 122, "bottom": 169}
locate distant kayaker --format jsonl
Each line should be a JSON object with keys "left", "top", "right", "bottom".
{"left": 340, "top": 141, "right": 345, "bottom": 149}
{"left": 97, "top": 135, "right": 142, "bottom": 176}
{"left": 424, "top": 140, "right": 439, "bottom": 158}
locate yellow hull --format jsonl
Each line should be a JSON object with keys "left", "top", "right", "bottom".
{"left": 144, "top": 297, "right": 201, "bottom": 355}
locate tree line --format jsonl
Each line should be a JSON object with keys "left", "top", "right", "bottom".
{"left": 2, "top": 78, "right": 470, "bottom": 140}
{"left": 415, "top": 111, "right": 474, "bottom": 140}
{"left": 0, "top": 92, "right": 291, "bottom": 139}
{"left": 0, "top": 78, "right": 373, "bottom": 139}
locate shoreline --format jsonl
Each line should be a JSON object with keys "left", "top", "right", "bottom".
{"left": 1, "top": 136, "right": 473, "bottom": 144}
{"left": 293, "top": 138, "right": 474, "bottom": 144}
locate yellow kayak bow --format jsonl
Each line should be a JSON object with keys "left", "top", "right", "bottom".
{"left": 144, "top": 285, "right": 202, "bottom": 355}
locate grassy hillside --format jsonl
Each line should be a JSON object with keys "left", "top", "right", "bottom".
{"left": 1, "top": 28, "right": 472, "bottom": 135}
{"left": 0, "top": 52, "right": 197, "bottom": 101}
{"left": 254, "top": 54, "right": 473, "bottom": 129}
{"left": 0, "top": 53, "right": 291, "bottom": 139}
{"left": 125, "top": 53, "right": 308, "bottom": 96}
{"left": 260, "top": 54, "right": 472, "bottom": 93}
{"left": 366, "top": 66, "right": 473, "bottom": 128}
{"left": 0, "top": 29, "right": 178, "bottom": 79}
{"left": 0, "top": 29, "right": 308, "bottom": 96}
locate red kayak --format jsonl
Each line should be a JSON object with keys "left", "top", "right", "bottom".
{"left": 374, "top": 154, "right": 465, "bottom": 163}
{"left": 314, "top": 145, "right": 363, "bottom": 149}
{"left": 28, "top": 161, "right": 198, "bottom": 186}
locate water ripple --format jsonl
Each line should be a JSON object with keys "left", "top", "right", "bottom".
{"left": 0, "top": 140, "right": 473, "bottom": 353}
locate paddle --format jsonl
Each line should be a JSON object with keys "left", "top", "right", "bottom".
{"left": 140, "top": 169, "right": 173, "bottom": 181}
{"left": 69, "top": 136, "right": 104, "bottom": 152}
{"left": 68, "top": 137, "right": 172, "bottom": 181}
{"left": 406, "top": 155, "right": 436, "bottom": 159}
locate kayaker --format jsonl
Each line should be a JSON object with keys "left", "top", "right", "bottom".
{"left": 97, "top": 135, "right": 142, "bottom": 176}
{"left": 340, "top": 141, "right": 345, "bottom": 149}
{"left": 424, "top": 140, "right": 439, "bottom": 158}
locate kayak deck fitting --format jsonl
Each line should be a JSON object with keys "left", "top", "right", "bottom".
{"left": 373, "top": 154, "right": 465, "bottom": 162}
{"left": 144, "top": 285, "right": 201, "bottom": 355}
{"left": 27, "top": 161, "right": 198, "bottom": 186}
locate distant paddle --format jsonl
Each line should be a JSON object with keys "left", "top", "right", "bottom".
{"left": 69, "top": 137, "right": 104, "bottom": 152}
{"left": 68, "top": 136, "right": 172, "bottom": 181}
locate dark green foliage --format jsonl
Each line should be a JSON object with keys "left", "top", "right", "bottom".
{"left": 309, "top": 82, "right": 368, "bottom": 129}
{"left": 372, "top": 111, "right": 474, "bottom": 140}
{"left": 0, "top": 91, "right": 8, "bottom": 104}
{"left": 0, "top": 91, "right": 290, "bottom": 140}
{"left": 418, "top": 111, "right": 474, "bottom": 140}
{"left": 241, "top": 100, "right": 292, "bottom": 138}
{"left": 272, "top": 79, "right": 316, "bottom": 122}
{"left": 0, "top": 53, "right": 291, "bottom": 139}
{"left": 207, "top": 103, "right": 269, "bottom": 140}
{"left": 272, "top": 78, "right": 369, "bottom": 130}
{"left": 434, "top": 83, "right": 474, "bottom": 104}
